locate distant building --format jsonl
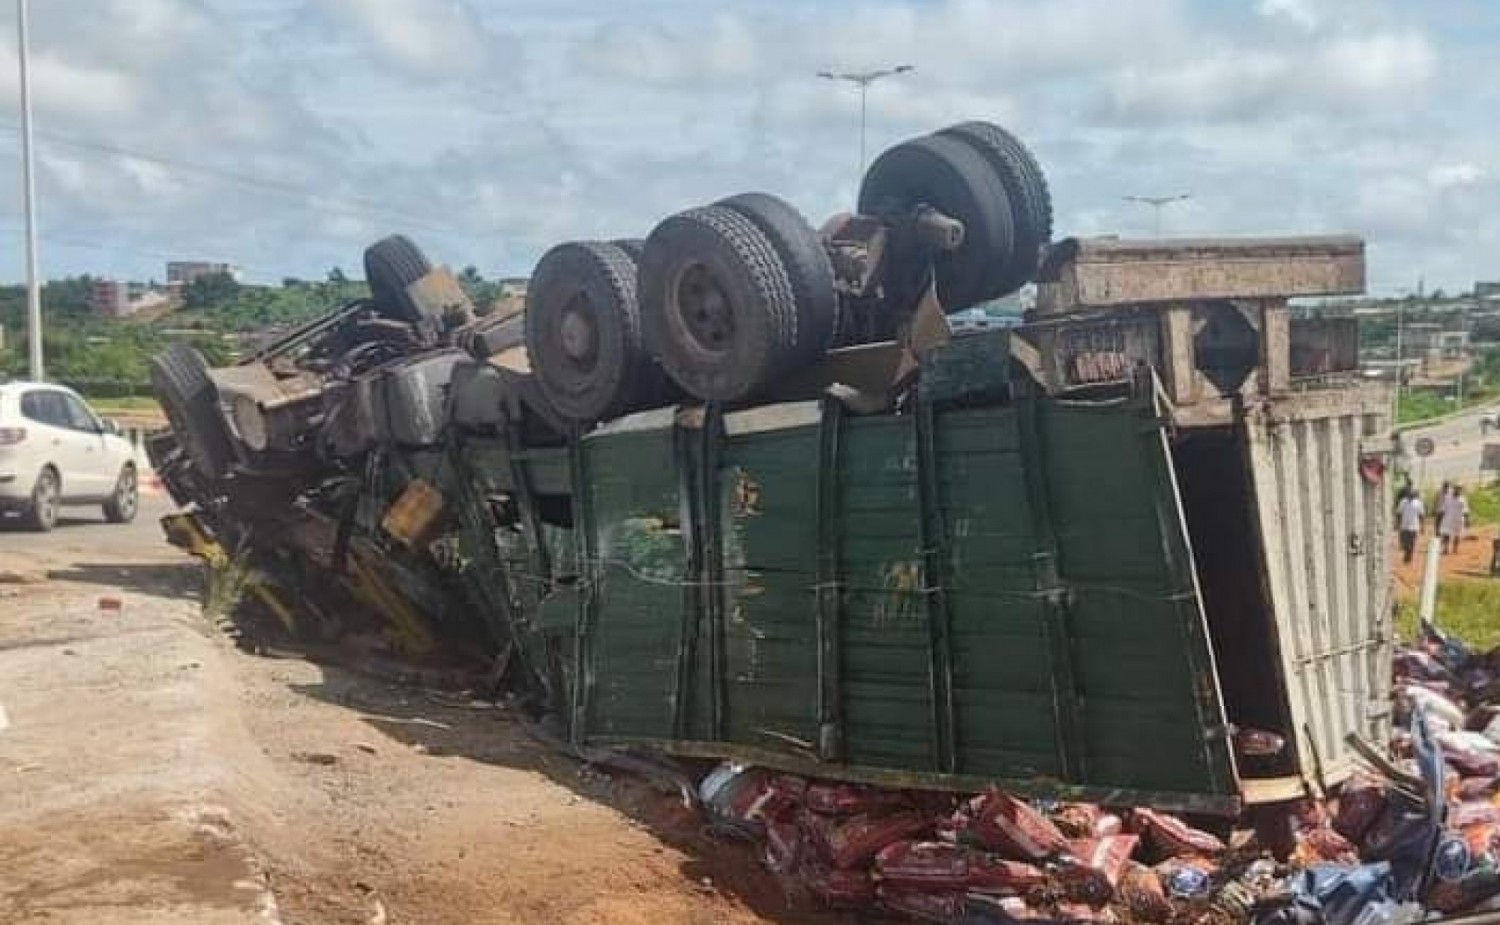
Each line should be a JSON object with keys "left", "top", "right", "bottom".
{"left": 90, "top": 279, "right": 132, "bottom": 317}
{"left": 497, "top": 277, "right": 528, "bottom": 298}
{"left": 90, "top": 279, "right": 184, "bottom": 318}
{"left": 1477, "top": 281, "right": 1500, "bottom": 300}
{"left": 167, "top": 261, "right": 242, "bottom": 285}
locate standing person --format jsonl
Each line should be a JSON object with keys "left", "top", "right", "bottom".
{"left": 1440, "top": 485, "right": 1470, "bottom": 553}
{"left": 1397, "top": 488, "right": 1424, "bottom": 565}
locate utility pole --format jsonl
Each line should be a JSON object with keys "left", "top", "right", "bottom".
{"left": 1123, "top": 193, "right": 1192, "bottom": 236}
{"left": 817, "top": 66, "right": 915, "bottom": 180}
{"left": 17, "top": 0, "right": 43, "bottom": 380}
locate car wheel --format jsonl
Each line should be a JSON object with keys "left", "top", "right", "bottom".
{"left": 104, "top": 464, "right": 139, "bottom": 524}
{"left": 363, "top": 234, "right": 434, "bottom": 325}
{"left": 858, "top": 133, "right": 1014, "bottom": 313}
{"left": 24, "top": 466, "right": 59, "bottom": 532}
{"left": 639, "top": 205, "right": 799, "bottom": 403}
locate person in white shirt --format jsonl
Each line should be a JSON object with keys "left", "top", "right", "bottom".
{"left": 1397, "top": 489, "right": 1424, "bottom": 564}
{"left": 1439, "top": 485, "right": 1469, "bottom": 554}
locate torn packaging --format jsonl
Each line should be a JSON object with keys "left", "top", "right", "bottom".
{"left": 1128, "top": 808, "right": 1226, "bottom": 859}
{"left": 807, "top": 810, "right": 932, "bottom": 869}
{"left": 951, "top": 789, "right": 1071, "bottom": 862}
{"left": 1056, "top": 835, "right": 1140, "bottom": 904}
{"left": 873, "top": 840, "right": 1047, "bottom": 894}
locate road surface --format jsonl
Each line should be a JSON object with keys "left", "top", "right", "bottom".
{"left": 1400, "top": 403, "right": 1500, "bottom": 488}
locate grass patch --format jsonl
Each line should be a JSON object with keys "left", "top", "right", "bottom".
{"left": 1395, "top": 576, "right": 1500, "bottom": 650}
{"left": 1396, "top": 384, "right": 1498, "bottom": 425}
{"left": 89, "top": 395, "right": 162, "bottom": 414}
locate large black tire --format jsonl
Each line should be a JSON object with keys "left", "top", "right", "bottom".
{"left": 526, "top": 241, "right": 670, "bottom": 423}
{"left": 23, "top": 466, "right": 59, "bottom": 532}
{"left": 858, "top": 133, "right": 1014, "bottom": 313}
{"left": 639, "top": 206, "right": 798, "bottom": 403}
{"left": 149, "top": 344, "right": 237, "bottom": 481}
{"left": 716, "top": 192, "right": 839, "bottom": 361}
{"left": 103, "top": 463, "right": 139, "bottom": 524}
{"left": 936, "top": 121, "right": 1052, "bottom": 297}
{"left": 610, "top": 239, "right": 646, "bottom": 263}
{"left": 363, "top": 235, "right": 433, "bottom": 325}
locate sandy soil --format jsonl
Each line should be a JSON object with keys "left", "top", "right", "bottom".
{"left": 0, "top": 507, "right": 832, "bottom": 925}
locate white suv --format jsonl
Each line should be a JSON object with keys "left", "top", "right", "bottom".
{"left": 0, "top": 381, "right": 140, "bottom": 531}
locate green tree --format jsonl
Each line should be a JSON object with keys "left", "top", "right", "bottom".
{"left": 184, "top": 271, "right": 241, "bottom": 310}
{"left": 327, "top": 267, "right": 348, "bottom": 285}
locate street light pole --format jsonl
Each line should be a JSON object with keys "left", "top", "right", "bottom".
{"left": 1123, "top": 193, "right": 1192, "bottom": 236}
{"left": 817, "top": 66, "right": 915, "bottom": 180}
{"left": 17, "top": 0, "right": 43, "bottom": 380}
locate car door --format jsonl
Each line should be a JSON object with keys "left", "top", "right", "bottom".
{"left": 20, "top": 389, "right": 88, "bottom": 498}
{"left": 57, "top": 391, "right": 116, "bottom": 498}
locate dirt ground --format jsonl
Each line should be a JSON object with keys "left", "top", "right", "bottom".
{"left": 0, "top": 502, "right": 832, "bottom": 925}
{"left": 1391, "top": 522, "right": 1497, "bottom": 592}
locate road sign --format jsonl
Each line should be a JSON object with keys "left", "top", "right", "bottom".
{"left": 1415, "top": 436, "right": 1436, "bottom": 457}
{"left": 1482, "top": 443, "right": 1500, "bottom": 472}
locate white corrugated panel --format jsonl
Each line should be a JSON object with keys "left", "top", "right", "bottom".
{"left": 1246, "top": 405, "right": 1393, "bottom": 788}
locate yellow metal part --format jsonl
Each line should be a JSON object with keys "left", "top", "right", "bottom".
{"left": 345, "top": 549, "right": 437, "bottom": 658}
{"left": 160, "top": 513, "right": 298, "bottom": 636}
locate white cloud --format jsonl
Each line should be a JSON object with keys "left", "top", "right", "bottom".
{"left": 316, "top": 0, "right": 494, "bottom": 78}
{"left": 1257, "top": 0, "right": 1320, "bottom": 31}
{"left": 1429, "top": 164, "right": 1487, "bottom": 190}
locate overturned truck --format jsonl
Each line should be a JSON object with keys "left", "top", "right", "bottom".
{"left": 150, "top": 123, "right": 1391, "bottom": 825}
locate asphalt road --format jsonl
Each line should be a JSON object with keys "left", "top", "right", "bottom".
{"left": 0, "top": 493, "right": 177, "bottom": 562}
{"left": 1401, "top": 404, "right": 1500, "bottom": 488}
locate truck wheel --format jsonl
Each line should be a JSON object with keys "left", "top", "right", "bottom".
{"left": 150, "top": 343, "right": 237, "bottom": 480}
{"left": 639, "top": 205, "right": 798, "bottom": 402}
{"left": 103, "top": 464, "right": 139, "bottom": 524}
{"left": 23, "top": 466, "right": 59, "bottom": 532}
{"left": 363, "top": 234, "right": 433, "bottom": 325}
{"left": 858, "top": 133, "right": 1014, "bottom": 313}
{"left": 936, "top": 121, "right": 1052, "bottom": 297}
{"left": 610, "top": 239, "right": 646, "bottom": 263}
{"left": 526, "top": 241, "right": 669, "bottom": 422}
{"left": 717, "top": 192, "right": 839, "bottom": 361}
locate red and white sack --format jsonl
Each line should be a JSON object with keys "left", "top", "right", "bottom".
{"left": 1129, "top": 808, "right": 1226, "bottom": 858}
{"left": 952, "top": 788, "right": 1071, "bottom": 862}
{"left": 874, "top": 840, "right": 1047, "bottom": 895}
{"left": 807, "top": 810, "right": 930, "bottom": 870}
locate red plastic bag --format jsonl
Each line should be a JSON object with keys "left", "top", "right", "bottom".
{"left": 877, "top": 887, "right": 968, "bottom": 923}
{"left": 1130, "top": 808, "right": 1226, "bottom": 858}
{"left": 1117, "top": 862, "right": 1172, "bottom": 923}
{"left": 874, "top": 840, "right": 1047, "bottom": 894}
{"left": 1332, "top": 778, "right": 1388, "bottom": 845}
{"left": 1056, "top": 835, "right": 1140, "bottom": 904}
{"left": 804, "top": 781, "right": 910, "bottom": 817}
{"left": 953, "top": 789, "right": 1071, "bottom": 862}
{"left": 800, "top": 858, "right": 877, "bottom": 906}
{"left": 807, "top": 810, "right": 930, "bottom": 869}
{"left": 763, "top": 813, "right": 803, "bottom": 874}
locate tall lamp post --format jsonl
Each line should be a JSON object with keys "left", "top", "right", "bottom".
{"left": 17, "top": 0, "right": 43, "bottom": 380}
{"left": 817, "top": 66, "right": 915, "bottom": 179}
{"left": 1123, "top": 193, "right": 1192, "bottom": 236}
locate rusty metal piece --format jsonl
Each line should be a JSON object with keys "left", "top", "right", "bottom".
{"left": 1035, "top": 235, "right": 1366, "bottom": 313}
{"left": 911, "top": 205, "right": 965, "bottom": 252}
{"left": 381, "top": 479, "right": 446, "bottom": 547}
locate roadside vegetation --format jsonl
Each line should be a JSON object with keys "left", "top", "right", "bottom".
{"left": 0, "top": 267, "right": 507, "bottom": 408}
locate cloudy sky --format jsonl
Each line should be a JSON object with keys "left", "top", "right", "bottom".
{"left": 0, "top": 0, "right": 1493, "bottom": 293}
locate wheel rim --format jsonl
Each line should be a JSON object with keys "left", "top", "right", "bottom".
{"left": 118, "top": 469, "right": 138, "bottom": 519}
{"left": 669, "top": 263, "right": 735, "bottom": 359}
{"left": 557, "top": 293, "right": 600, "bottom": 370}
